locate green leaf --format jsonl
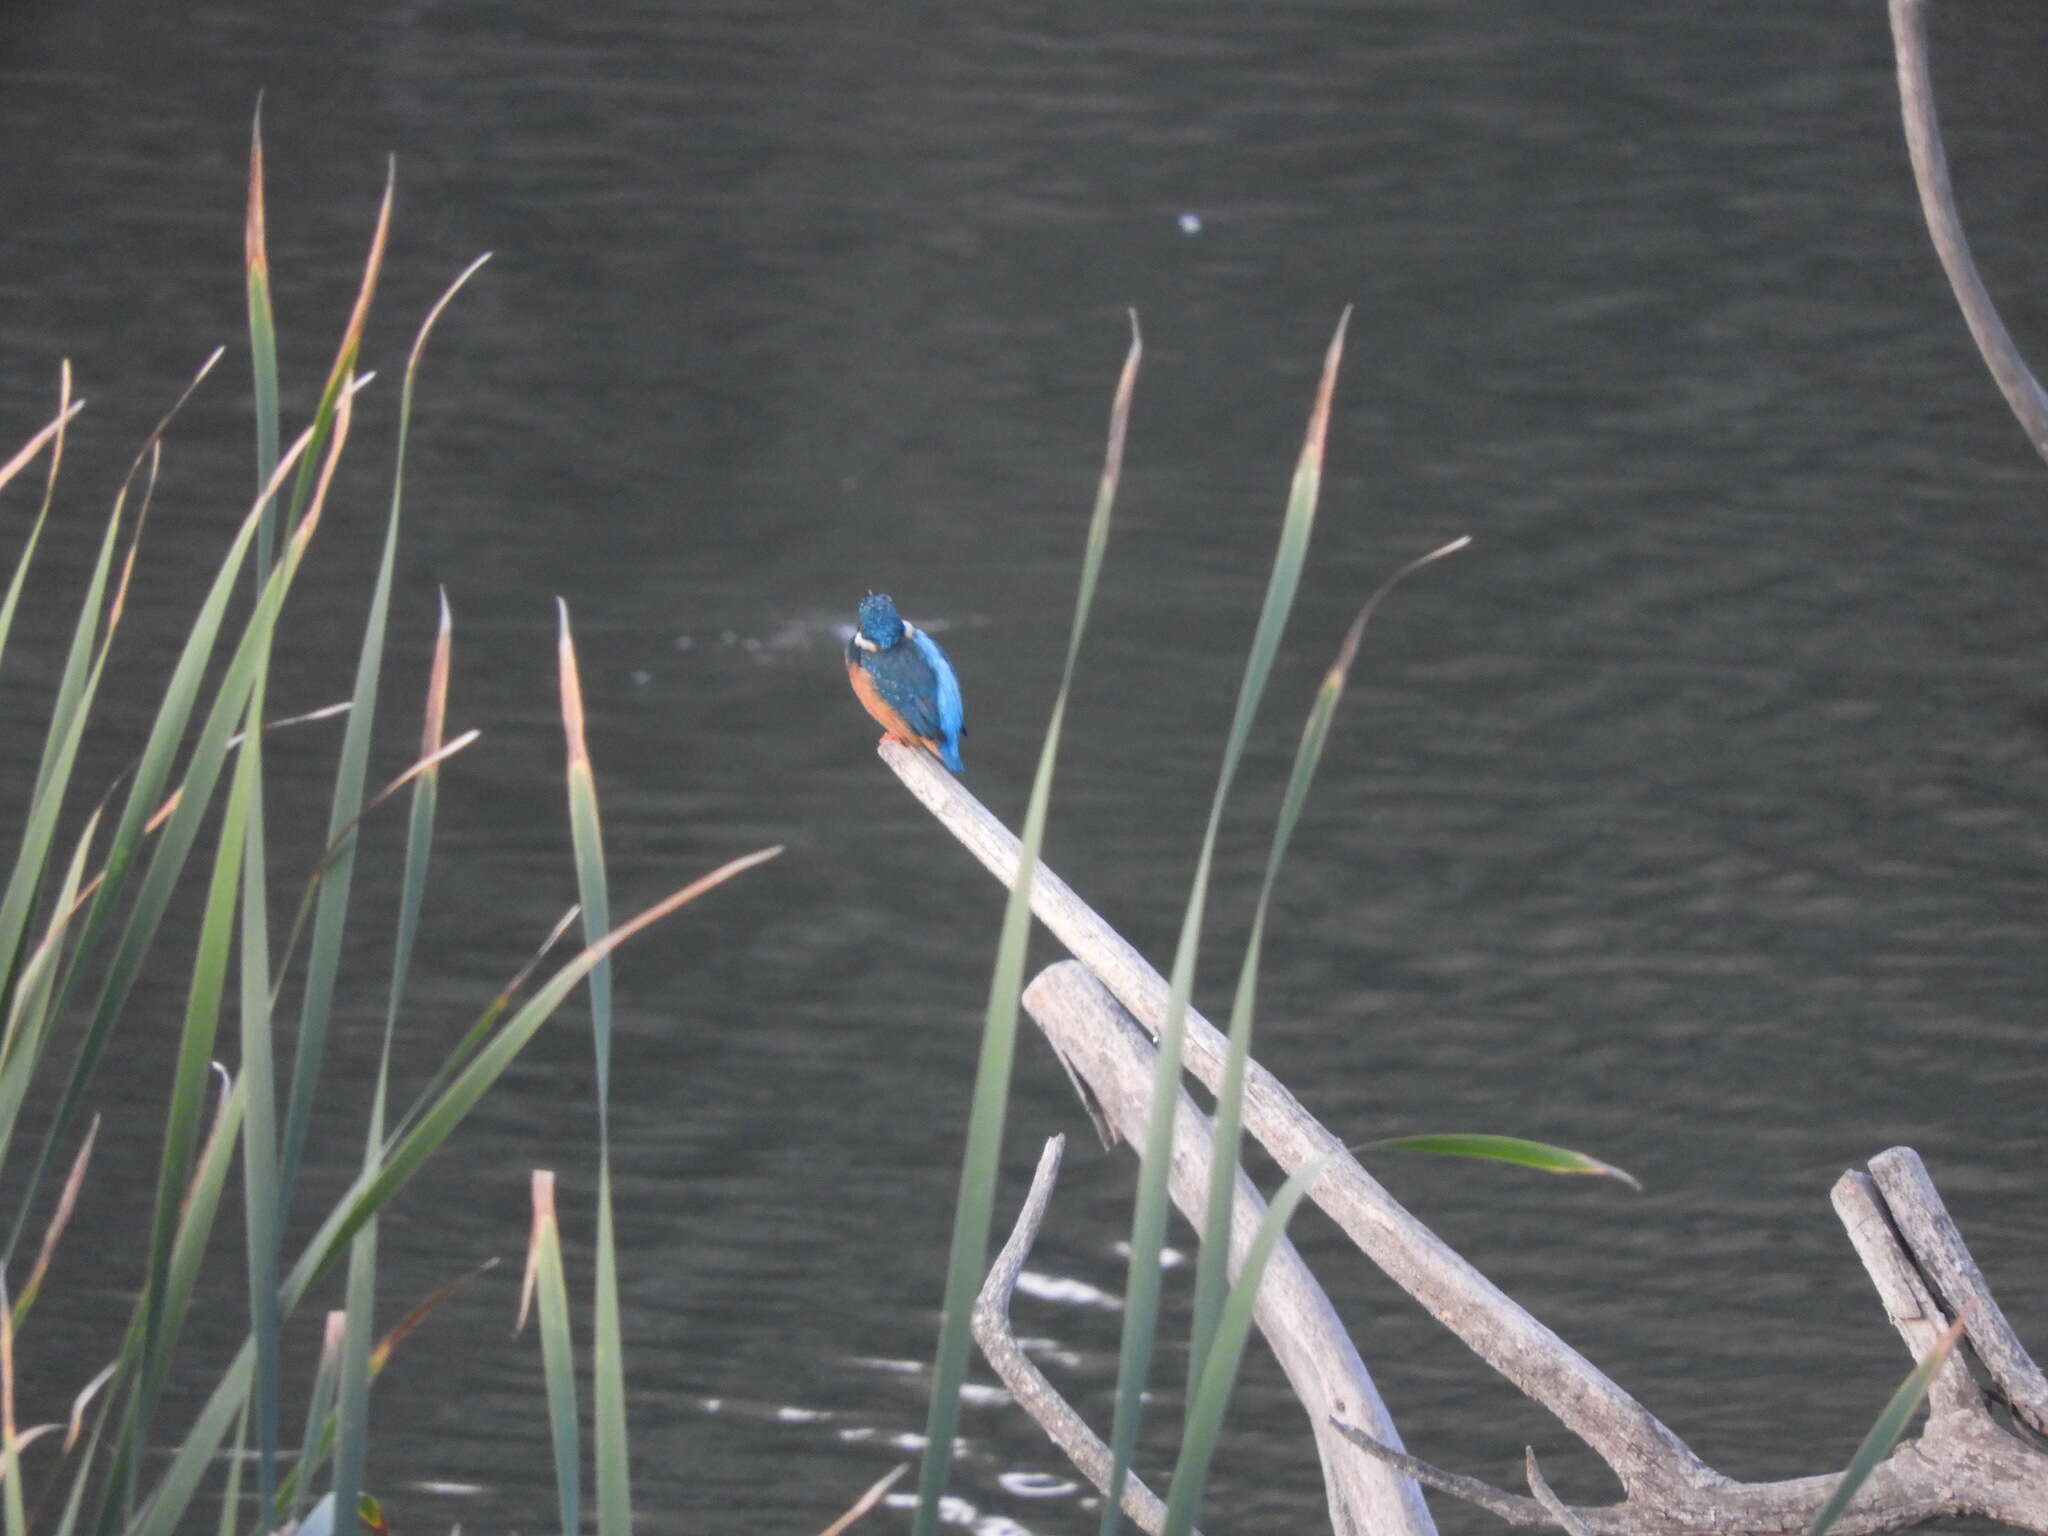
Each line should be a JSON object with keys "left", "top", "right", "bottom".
{"left": 1804, "top": 1313, "right": 1968, "bottom": 1536}
{"left": 524, "top": 1173, "right": 581, "bottom": 1536}
{"left": 1361, "top": 1134, "right": 1642, "bottom": 1192}
{"left": 1106, "top": 312, "right": 1350, "bottom": 1536}
{"left": 1164, "top": 1151, "right": 1342, "bottom": 1536}
{"left": 1187, "top": 535, "right": 1469, "bottom": 1411}
{"left": 911, "top": 316, "right": 1141, "bottom": 1535}
{"left": 556, "top": 600, "right": 634, "bottom": 1536}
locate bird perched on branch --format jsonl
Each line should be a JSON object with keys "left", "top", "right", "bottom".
{"left": 845, "top": 591, "right": 966, "bottom": 772}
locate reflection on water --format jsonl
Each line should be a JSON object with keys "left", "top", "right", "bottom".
{"left": 5, "top": 0, "right": 2048, "bottom": 1530}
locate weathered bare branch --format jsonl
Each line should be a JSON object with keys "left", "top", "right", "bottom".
{"left": 970, "top": 1135, "right": 1183, "bottom": 1535}
{"left": 1890, "top": 0, "right": 2048, "bottom": 464}
{"left": 1526, "top": 1449, "right": 1593, "bottom": 1536}
{"left": 883, "top": 739, "right": 1711, "bottom": 1499}
{"left": 1868, "top": 1146, "right": 2048, "bottom": 1438}
{"left": 1330, "top": 1420, "right": 1536, "bottom": 1523}
{"left": 1022, "top": 961, "right": 1432, "bottom": 1536}
{"left": 886, "top": 745, "right": 2048, "bottom": 1533}
{"left": 1831, "top": 1168, "right": 1981, "bottom": 1421}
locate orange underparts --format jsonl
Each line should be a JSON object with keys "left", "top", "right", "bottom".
{"left": 847, "top": 657, "right": 946, "bottom": 762}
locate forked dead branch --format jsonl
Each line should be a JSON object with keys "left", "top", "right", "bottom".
{"left": 884, "top": 738, "right": 2048, "bottom": 1536}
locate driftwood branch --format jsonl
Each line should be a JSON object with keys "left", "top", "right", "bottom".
{"left": 884, "top": 742, "right": 2048, "bottom": 1534}
{"left": 1891, "top": 0, "right": 2048, "bottom": 465}
{"left": 1019, "top": 961, "right": 1432, "bottom": 1536}
{"left": 971, "top": 1134, "right": 1188, "bottom": 1535}
{"left": 885, "top": 739, "right": 1707, "bottom": 1500}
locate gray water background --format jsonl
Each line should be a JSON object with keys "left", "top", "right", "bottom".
{"left": 3, "top": 1, "right": 2047, "bottom": 1530}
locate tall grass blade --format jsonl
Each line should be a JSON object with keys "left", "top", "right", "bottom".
{"left": 0, "top": 396, "right": 83, "bottom": 513}
{"left": 125, "top": 1346, "right": 252, "bottom": 1536}
{"left": 910, "top": 317, "right": 1140, "bottom": 1534}
{"left": 289, "top": 851, "right": 780, "bottom": 1298}
{"left": 293, "top": 256, "right": 479, "bottom": 1535}
{"left": 0, "top": 809, "right": 103, "bottom": 1192}
{"left": 1187, "top": 536, "right": 1469, "bottom": 1390}
{"left": 242, "top": 373, "right": 365, "bottom": 1525}
{"left": 592, "top": 1171, "right": 630, "bottom": 1536}
{"left": 2, "top": 1273, "right": 24, "bottom": 1536}
{"left": 103, "top": 386, "right": 358, "bottom": 1533}
{"left": 28, "top": 391, "right": 355, "bottom": 1264}
{"left": 124, "top": 855, "right": 777, "bottom": 1533}
{"left": 12, "top": 1113, "right": 97, "bottom": 1326}
{"left": 1362, "top": 1133, "right": 1641, "bottom": 1190}
{"left": 247, "top": 101, "right": 280, "bottom": 582}
{"left": 334, "top": 586, "right": 456, "bottom": 1532}
{"left": 0, "top": 354, "right": 214, "bottom": 1198}
{"left": 1804, "top": 1312, "right": 1969, "bottom": 1536}
{"left": 210, "top": 1400, "right": 246, "bottom": 1536}
{"left": 292, "top": 1315, "right": 346, "bottom": 1526}
{"left": 1101, "top": 310, "right": 1351, "bottom": 1536}
{"left": 107, "top": 742, "right": 252, "bottom": 1531}
{"left": 280, "top": 251, "right": 487, "bottom": 1211}
{"left": 1163, "top": 1151, "right": 1340, "bottom": 1536}
{"left": 273, "top": 1265, "right": 491, "bottom": 1525}
{"left": 390, "top": 905, "right": 580, "bottom": 1146}
{"left": 817, "top": 1463, "right": 910, "bottom": 1536}
{"left": 112, "top": 1070, "right": 247, "bottom": 1536}
{"left": 279, "top": 165, "right": 390, "bottom": 540}
{"left": 235, "top": 642, "right": 285, "bottom": 1528}
{"left": 523, "top": 1172, "right": 581, "bottom": 1536}
{"left": 0, "top": 369, "right": 75, "bottom": 687}
{"left": 555, "top": 600, "right": 633, "bottom": 1534}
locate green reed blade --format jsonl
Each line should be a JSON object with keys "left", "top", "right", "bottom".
{"left": 0, "top": 389, "right": 84, "bottom": 681}
{"left": 556, "top": 600, "right": 632, "bottom": 1535}
{"left": 0, "top": 355, "right": 212, "bottom": 1159}
{"left": 279, "top": 251, "right": 487, "bottom": 1215}
{"left": 1361, "top": 1133, "right": 1642, "bottom": 1190}
{"left": 121, "top": 847, "right": 773, "bottom": 1529}
{"left": 593, "top": 1170, "right": 629, "bottom": 1536}
{"left": 236, "top": 683, "right": 286, "bottom": 1522}
{"left": 335, "top": 585, "right": 456, "bottom": 1532}
{"left": 388, "top": 905, "right": 581, "bottom": 1151}
{"left": 1165, "top": 1151, "right": 1340, "bottom": 1536}
{"left": 1805, "top": 1312, "right": 1968, "bottom": 1536}
{"left": 113, "top": 1072, "right": 247, "bottom": 1536}
{"left": 527, "top": 1173, "right": 581, "bottom": 1536}
{"left": 23, "top": 394, "right": 349, "bottom": 1262}
{"left": 106, "top": 751, "right": 251, "bottom": 1535}
{"left": 1102, "top": 311, "right": 1351, "bottom": 1536}
{"left": 103, "top": 381, "right": 360, "bottom": 1534}
{"left": 238, "top": 350, "right": 366, "bottom": 1522}
{"left": 1188, "top": 536, "right": 1469, "bottom": 1392}
{"left": 281, "top": 165, "right": 390, "bottom": 539}
{"left": 910, "top": 316, "right": 1140, "bottom": 1535}
{"left": 212, "top": 1399, "right": 247, "bottom": 1536}
{"left": 0, "top": 811, "right": 101, "bottom": 1200}
{"left": 292, "top": 1315, "right": 345, "bottom": 1526}
{"left": 124, "top": 1343, "right": 252, "bottom": 1536}
{"left": 3, "top": 1274, "right": 25, "bottom": 1536}
{"left": 247, "top": 102, "right": 280, "bottom": 582}
{"left": 282, "top": 850, "right": 780, "bottom": 1307}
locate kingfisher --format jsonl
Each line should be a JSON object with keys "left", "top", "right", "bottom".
{"left": 845, "top": 591, "right": 966, "bottom": 772}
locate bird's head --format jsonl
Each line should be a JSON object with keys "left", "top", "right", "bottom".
{"left": 854, "top": 591, "right": 906, "bottom": 650}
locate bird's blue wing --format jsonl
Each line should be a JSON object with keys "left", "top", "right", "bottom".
{"left": 909, "top": 627, "right": 964, "bottom": 741}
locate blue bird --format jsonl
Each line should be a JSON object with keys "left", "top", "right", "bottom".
{"left": 845, "top": 591, "right": 966, "bottom": 772}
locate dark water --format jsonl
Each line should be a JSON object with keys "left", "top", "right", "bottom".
{"left": 4, "top": 1, "right": 2048, "bottom": 1531}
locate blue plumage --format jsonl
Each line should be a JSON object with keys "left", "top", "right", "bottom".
{"left": 846, "top": 591, "right": 966, "bottom": 772}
